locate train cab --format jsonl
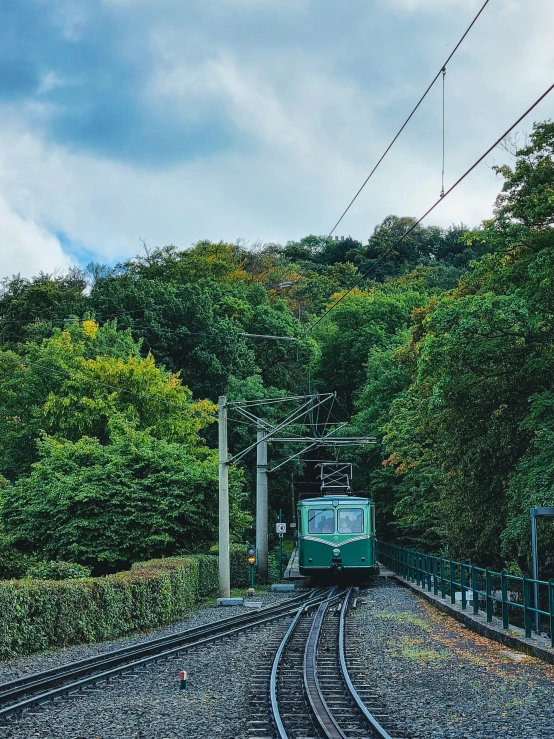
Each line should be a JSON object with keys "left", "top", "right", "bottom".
{"left": 296, "top": 495, "right": 379, "bottom": 580}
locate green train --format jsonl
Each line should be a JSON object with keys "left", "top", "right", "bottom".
{"left": 296, "top": 494, "right": 379, "bottom": 580}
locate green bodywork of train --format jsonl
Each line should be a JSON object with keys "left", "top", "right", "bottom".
{"left": 297, "top": 495, "right": 379, "bottom": 579}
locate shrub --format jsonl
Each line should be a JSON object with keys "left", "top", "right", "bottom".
{"left": 210, "top": 544, "right": 250, "bottom": 588}
{"left": 268, "top": 547, "right": 291, "bottom": 584}
{"left": 26, "top": 561, "right": 92, "bottom": 581}
{"left": 0, "top": 557, "right": 199, "bottom": 659}
{"left": 132, "top": 555, "right": 219, "bottom": 599}
{"left": 0, "top": 535, "right": 36, "bottom": 579}
{"left": 191, "top": 554, "right": 219, "bottom": 597}
{"left": 1, "top": 422, "right": 247, "bottom": 572}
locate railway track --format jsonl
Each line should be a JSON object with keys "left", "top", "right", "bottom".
{"left": 0, "top": 587, "right": 329, "bottom": 722}
{"left": 249, "top": 588, "right": 404, "bottom": 739}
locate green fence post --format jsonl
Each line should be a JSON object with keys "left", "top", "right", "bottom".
{"left": 501, "top": 571, "right": 509, "bottom": 630}
{"left": 441, "top": 558, "right": 446, "bottom": 599}
{"left": 461, "top": 563, "right": 467, "bottom": 610}
{"left": 471, "top": 565, "right": 479, "bottom": 615}
{"left": 548, "top": 580, "right": 554, "bottom": 647}
{"left": 486, "top": 569, "right": 493, "bottom": 622}
{"left": 416, "top": 554, "right": 421, "bottom": 587}
{"left": 450, "top": 560, "right": 455, "bottom": 604}
{"left": 427, "top": 555, "right": 432, "bottom": 592}
{"left": 433, "top": 557, "right": 438, "bottom": 596}
{"left": 523, "top": 576, "right": 532, "bottom": 638}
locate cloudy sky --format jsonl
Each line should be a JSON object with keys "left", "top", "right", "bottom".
{"left": 0, "top": 0, "right": 553, "bottom": 278}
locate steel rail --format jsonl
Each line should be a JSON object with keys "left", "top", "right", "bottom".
{"left": 270, "top": 588, "right": 341, "bottom": 739}
{"left": 0, "top": 588, "right": 331, "bottom": 720}
{"left": 338, "top": 589, "right": 394, "bottom": 739}
{"left": 0, "top": 587, "right": 321, "bottom": 702}
{"left": 303, "top": 599, "right": 347, "bottom": 739}
{"left": 269, "top": 608, "right": 306, "bottom": 739}
{"left": 0, "top": 587, "right": 322, "bottom": 703}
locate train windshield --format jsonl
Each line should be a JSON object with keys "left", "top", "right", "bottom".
{"left": 338, "top": 508, "right": 364, "bottom": 534}
{"left": 308, "top": 509, "right": 334, "bottom": 534}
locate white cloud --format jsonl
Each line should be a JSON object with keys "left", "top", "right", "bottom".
{"left": 0, "top": 196, "right": 72, "bottom": 278}
{"left": 0, "top": 0, "right": 554, "bottom": 277}
{"left": 38, "top": 72, "right": 68, "bottom": 95}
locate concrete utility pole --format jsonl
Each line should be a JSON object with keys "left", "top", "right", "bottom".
{"left": 256, "top": 423, "right": 269, "bottom": 582}
{"left": 218, "top": 396, "right": 230, "bottom": 597}
{"left": 218, "top": 392, "right": 375, "bottom": 596}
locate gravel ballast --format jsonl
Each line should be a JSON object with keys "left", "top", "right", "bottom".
{"left": 0, "top": 590, "right": 303, "bottom": 739}
{"left": 0, "top": 589, "right": 301, "bottom": 684}
{"left": 352, "top": 577, "right": 554, "bottom": 739}
{"left": 3, "top": 579, "right": 553, "bottom": 738}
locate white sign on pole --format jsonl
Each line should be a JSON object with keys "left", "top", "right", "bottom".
{"left": 276, "top": 522, "right": 287, "bottom": 534}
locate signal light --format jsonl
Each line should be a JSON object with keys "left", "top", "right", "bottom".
{"left": 247, "top": 546, "right": 256, "bottom": 565}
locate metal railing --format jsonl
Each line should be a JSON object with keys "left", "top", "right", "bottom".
{"left": 378, "top": 541, "right": 554, "bottom": 647}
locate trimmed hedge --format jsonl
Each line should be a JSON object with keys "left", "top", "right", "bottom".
{"left": 191, "top": 554, "right": 219, "bottom": 598}
{"left": 0, "top": 557, "right": 199, "bottom": 659}
{"left": 0, "top": 549, "right": 251, "bottom": 660}
{"left": 209, "top": 544, "right": 250, "bottom": 588}
{"left": 26, "top": 560, "right": 92, "bottom": 580}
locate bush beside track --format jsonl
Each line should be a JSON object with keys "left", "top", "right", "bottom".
{"left": 0, "top": 548, "right": 250, "bottom": 660}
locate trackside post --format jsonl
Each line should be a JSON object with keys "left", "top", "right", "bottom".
{"left": 219, "top": 396, "right": 230, "bottom": 598}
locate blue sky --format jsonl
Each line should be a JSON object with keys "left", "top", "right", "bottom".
{"left": 0, "top": 0, "right": 553, "bottom": 277}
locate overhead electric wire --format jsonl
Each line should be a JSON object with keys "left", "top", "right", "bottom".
{"left": 0, "top": 306, "right": 157, "bottom": 326}
{"left": 326, "top": 0, "right": 491, "bottom": 239}
{"left": 441, "top": 67, "right": 446, "bottom": 198}
{"left": 0, "top": 315, "right": 298, "bottom": 346}
{"left": 303, "top": 81, "right": 554, "bottom": 338}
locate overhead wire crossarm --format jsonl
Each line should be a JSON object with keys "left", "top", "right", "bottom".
{"left": 218, "top": 392, "right": 378, "bottom": 593}
{"left": 229, "top": 394, "right": 335, "bottom": 463}
{"left": 226, "top": 394, "right": 325, "bottom": 408}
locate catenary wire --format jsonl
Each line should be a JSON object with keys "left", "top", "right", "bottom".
{"left": 303, "top": 81, "right": 554, "bottom": 338}
{"left": 0, "top": 315, "right": 299, "bottom": 346}
{"left": 326, "top": 0, "right": 491, "bottom": 238}
{"left": 441, "top": 67, "right": 446, "bottom": 198}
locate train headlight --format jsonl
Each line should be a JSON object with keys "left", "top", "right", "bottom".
{"left": 333, "top": 548, "right": 340, "bottom": 557}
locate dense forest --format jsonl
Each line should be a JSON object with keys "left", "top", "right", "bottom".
{"left": 1, "top": 121, "right": 553, "bottom": 579}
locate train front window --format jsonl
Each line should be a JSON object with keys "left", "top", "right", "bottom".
{"left": 338, "top": 508, "right": 364, "bottom": 534}
{"left": 308, "top": 509, "right": 334, "bottom": 534}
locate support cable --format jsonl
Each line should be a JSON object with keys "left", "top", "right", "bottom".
{"left": 326, "top": 0, "right": 491, "bottom": 238}
{"left": 303, "top": 81, "right": 554, "bottom": 337}
{"left": 441, "top": 67, "right": 446, "bottom": 198}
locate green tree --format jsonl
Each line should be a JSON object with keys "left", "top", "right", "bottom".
{"left": 0, "top": 321, "right": 214, "bottom": 479}
{"left": 380, "top": 120, "right": 554, "bottom": 566}
{"left": 1, "top": 418, "right": 249, "bottom": 571}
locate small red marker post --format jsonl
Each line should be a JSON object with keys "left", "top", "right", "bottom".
{"left": 179, "top": 670, "right": 187, "bottom": 690}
